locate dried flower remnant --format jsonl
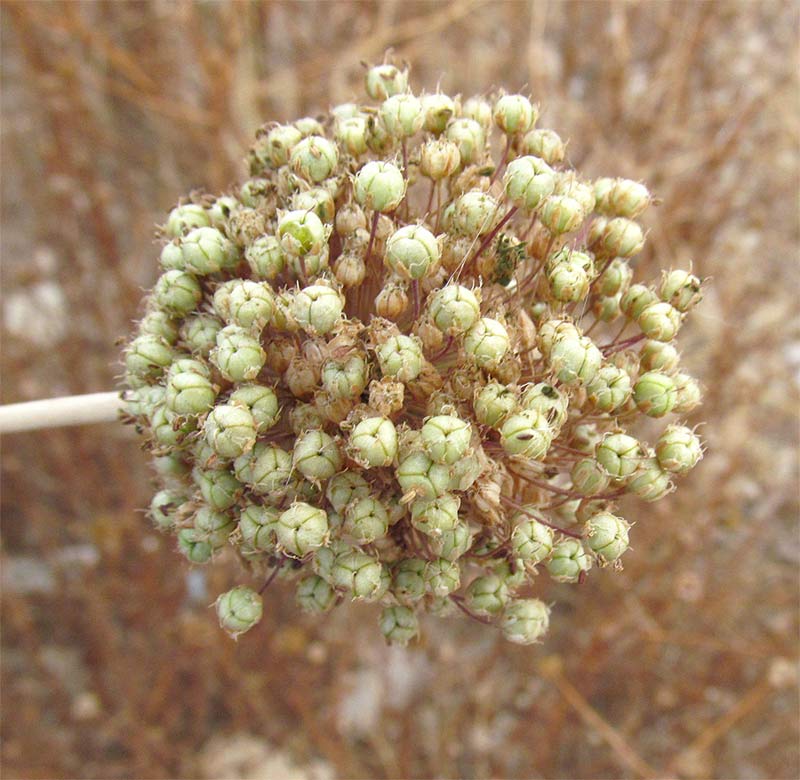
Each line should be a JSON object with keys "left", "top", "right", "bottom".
{"left": 122, "top": 60, "right": 706, "bottom": 646}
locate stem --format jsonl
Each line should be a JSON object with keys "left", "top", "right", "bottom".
{"left": 364, "top": 210, "right": 380, "bottom": 267}
{"left": 469, "top": 205, "right": 518, "bottom": 266}
{"left": 449, "top": 595, "right": 494, "bottom": 625}
{"left": 489, "top": 134, "right": 511, "bottom": 185}
{"left": 500, "top": 495, "right": 584, "bottom": 539}
{"left": 0, "top": 392, "right": 123, "bottom": 434}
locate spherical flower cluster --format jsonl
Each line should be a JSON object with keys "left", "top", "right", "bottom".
{"left": 123, "top": 61, "right": 705, "bottom": 646}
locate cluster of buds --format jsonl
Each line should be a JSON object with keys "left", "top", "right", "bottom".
{"left": 123, "top": 60, "right": 705, "bottom": 646}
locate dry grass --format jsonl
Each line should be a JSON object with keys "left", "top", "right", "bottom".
{"left": 1, "top": 1, "right": 798, "bottom": 778}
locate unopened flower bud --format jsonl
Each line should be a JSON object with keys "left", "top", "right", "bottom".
{"left": 501, "top": 598, "right": 550, "bottom": 644}
{"left": 656, "top": 425, "right": 703, "bottom": 474}
{"left": 385, "top": 224, "right": 440, "bottom": 280}
{"left": 547, "top": 538, "right": 592, "bottom": 582}
{"left": 354, "top": 160, "right": 405, "bottom": 213}
{"left": 464, "top": 317, "right": 510, "bottom": 368}
{"left": 379, "top": 605, "right": 419, "bottom": 645}
{"left": 584, "top": 512, "right": 630, "bottom": 561}
{"left": 660, "top": 269, "right": 703, "bottom": 312}
{"left": 521, "top": 128, "right": 565, "bottom": 165}
{"left": 595, "top": 432, "right": 645, "bottom": 479}
{"left": 277, "top": 502, "right": 329, "bottom": 557}
{"left": 216, "top": 586, "right": 263, "bottom": 638}
{"left": 204, "top": 403, "right": 257, "bottom": 459}
{"left": 637, "top": 301, "right": 682, "bottom": 342}
{"left": 503, "top": 155, "right": 556, "bottom": 211}
{"left": 293, "top": 429, "right": 342, "bottom": 481}
{"left": 290, "top": 135, "right": 338, "bottom": 183}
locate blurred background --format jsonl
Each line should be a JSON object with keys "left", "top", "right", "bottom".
{"left": 1, "top": 1, "right": 798, "bottom": 778}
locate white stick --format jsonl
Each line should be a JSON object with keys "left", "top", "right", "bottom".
{"left": 0, "top": 392, "right": 124, "bottom": 434}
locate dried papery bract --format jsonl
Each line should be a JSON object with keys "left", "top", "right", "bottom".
{"left": 122, "top": 59, "right": 706, "bottom": 645}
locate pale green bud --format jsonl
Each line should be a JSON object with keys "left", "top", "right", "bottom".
{"left": 606, "top": 179, "right": 651, "bottom": 219}
{"left": 165, "top": 371, "right": 215, "bottom": 416}
{"left": 500, "top": 410, "right": 552, "bottom": 458}
{"left": 365, "top": 63, "right": 408, "bottom": 100}
{"left": 598, "top": 258, "right": 633, "bottom": 297}
{"left": 452, "top": 190, "right": 500, "bottom": 236}
{"left": 420, "top": 93, "right": 457, "bottom": 134}
{"left": 216, "top": 586, "right": 263, "bottom": 638}
{"left": 392, "top": 558, "right": 427, "bottom": 603}
{"left": 149, "top": 488, "right": 188, "bottom": 532}
{"left": 493, "top": 93, "right": 537, "bottom": 134}
{"left": 501, "top": 599, "right": 550, "bottom": 645}
{"left": 343, "top": 496, "right": 389, "bottom": 544}
{"left": 293, "top": 429, "right": 342, "bottom": 481}
{"left": 656, "top": 425, "right": 703, "bottom": 474}
{"left": 180, "top": 227, "right": 238, "bottom": 275}
{"left": 277, "top": 502, "right": 329, "bottom": 557}
{"left": 503, "top": 155, "right": 556, "bottom": 211}
{"left": 549, "top": 335, "right": 603, "bottom": 385}
{"left": 584, "top": 512, "right": 630, "bottom": 561}
{"left": 321, "top": 354, "right": 369, "bottom": 400}
{"left": 634, "top": 370, "right": 677, "bottom": 417}
{"left": 331, "top": 550, "right": 386, "bottom": 600}
{"left": 380, "top": 94, "right": 424, "bottom": 138}
{"left": 465, "top": 574, "right": 509, "bottom": 616}
{"left": 180, "top": 313, "right": 222, "bottom": 357}
{"left": 547, "top": 258, "right": 593, "bottom": 302}
{"left": 660, "top": 269, "right": 703, "bottom": 312}
{"left": 385, "top": 224, "right": 441, "bottom": 280}
{"left": 473, "top": 381, "right": 518, "bottom": 427}
{"left": 296, "top": 574, "right": 337, "bottom": 614}
{"left": 289, "top": 135, "right": 338, "bottom": 183}
{"left": 159, "top": 241, "right": 185, "bottom": 271}
{"left": 627, "top": 456, "right": 674, "bottom": 501}
{"left": 639, "top": 339, "right": 680, "bottom": 373}
{"left": 204, "top": 403, "right": 257, "bottom": 459}
{"left": 601, "top": 217, "right": 645, "bottom": 257}
{"left": 445, "top": 118, "right": 485, "bottom": 165}
{"left": 177, "top": 528, "right": 213, "bottom": 564}
{"left": 510, "top": 514, "right": 554, "bottom": 563}
{"left": 125, "top": 334, "right": 174, "bottom": 380}
{"left": 410, "top": 492, "right": 461, "bottom": 537}
{"left": 245, "top": 235, "right": 285, "bottom": 280}
{"left": 229, "top": 384, "right": 279, "bottom": 433}
{"left": 349, "top": 416, "right": 398, "bottom": 468}
{"left": 547, "top": 538, "right": 592, "bottom": 582}
{"left": 194, "top": 468, "right": 242, "bottom": 511}
{"left": 325, "top": 472, "right": 370, "bottom": 515}
{"left": 464, "top": 317, "right": 510, "bottom": 368}
{"left": 211, "top": 325, "right": 266, "bottom": 382}
{"left": 233, "top": 443, "right": 292, "bottom": 495}
{"left": 238, "top": 504, "right": 279, "bottom": 552}
{"left": 430, "top": 521, "right": 473, "bottom": 561}
{"left": 292, "top": 284, "right": 343, "bottom": 336}
{"left": 278, "top": 209, "right": 327, "bottom": 257}
{"left": 429, "top": 284, "right": 480, "bottom": 334}
{"left": 537, "top": 318, "right": 580, "bottom": 359}
{"left": 672, "top": 372, "right": 702, "bottom": 413}
{"left": 396, "top": 451, "right": 451, "bottom": 500}
{"left": 376, "top": 334, "right": 424, "bottom": 382}
{"left": 263, "top": 123, "right": 303, "bottom": 166}
{"left": 139, "top": 309, "right": 179, "bottom": 343}
{"left": 637, "top": 301, "right": 682, "bottom": 342}
{"left": 166, "top": 204, "right": 210, "bottom": 237}
{"left": 570, "top": 458, "right": 611, "bottom": 496}
{"left": 193, "top": 505, "right": 236, "bottom": 549}
{"left": 354, "top": 160, "right": 405, "bottom": 213}
{"left": 424, "top": 558, "right": 461, "bottom": 597}
{"left": 521, "top": 128, "right": 565, "bottom": 164}
{"left": 595, "top": 432, "right": 645, "bottom": 478}
{"left": 152, "top": 270, "right": 202, "bottom": 316}
{"left": 540, "top": 195, "right": 585, "bottom": 234}
{"left": 379, "top": 605, "right": 419, "bottom": 646}
{"left": 421, "top": 415, "right": 472, "bottom": 465}
{"left": 621, "top": 283, "right": 658, "bottom": 320}
{"left": 587, "top": 364, "right": 633, "bottom": 412}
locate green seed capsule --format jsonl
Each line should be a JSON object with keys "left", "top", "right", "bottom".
{"left": 245, "top": 235, "right": 285, "bottom": 279}
{"left": 193, "top": 506, "right": 236, "bottom": 549}
{"left": 380, "top": 94, "right": 424, "bottom": 138}
{"left": 510, "top": 513, "right": 554, "bottom": 563}
{"left": 429, "top": 284, "right": 481, "bottom": 334}
{"left": 503, "top": 155, "right": 555, "bottom": 211}
{"left": 229, "top": 384, "right": 280, "bottom": 434}
{"left": 547, "top": 538, "right": 592, "bottom": 583}
{"left": 445, "top": 118, "right": 486, "bottom": 165}
{"left": 325, "top": 471, "right": 371, "bottom": 514}
{"left": 276, "top": 502, "right": 329, "bottom": 557}
{"left": 180, "top": 313, "right": 222, "bottom": 357}
{"left": 465, "top": 574, "right": 509, "bottom": 616}
{"left": 464, "top": 317, "right": 510, "bottom": 369}
{"left": 165, "top": 204, "right": 210, "bottom": 238}
{"left": 290, "top": 135, "right": 338, "bottom": 183}
{"left": 396, "top": 451, "right": 451, "bottom": 500}
{"left": 292, "top": 284, "right": 344, "bottom": 335}
{"left": 296, "top": 574, "right": 337, "bottom": 614}
{"left": 165, "top": 371, "right": 216, "bottom": 416}
{"left": 521, "top": 128, "right": 565, "bottom": 165}
{"left": 452, "top": 190, "right": 500, "bottom": 236}
{"left": 349, "top": 416, "right": 398, "bottom": 467}
{"left": 177, "top": 528, "right": 213, "bottom": 563}
{"left": 385, "top": 224, "right": 440, "bottom": 280}
{"left": 152, "top": 270, "right": 202, "bottom": 316}
{"left": 601, "top": 217, "right": 645, "bottom": 257}
{"left": 331, "top": 550, "right": 387, "bottom": 600}
{"left": 430, "top": 521, "right": 474, "bottom": 561}
{"left": 570, "top": 458, "right": 611, "bottom": 496}
{"left": 474, "top": 381, "right": 518, "bottom": 427}
{"left": 195, "top": 468, "right": 242, "bottom": 511}
{"left": 410, "top": 492, "right": 461, "bottom": 537}
{"left": 595, "top": 432, "right": 645, "bottom": 479}
{"left": 149, "top": 488, "right": 188, "bottom": 532}
{"left": 238, "top": 504, "right": 279, "bottom": 552}
{"left": 549, "top": 335, "right": 602, "bottom": 386}
{"left": 293, "top": 429, "right": 342, "bottom": 482}
{"left": 216, "top": 586, "right": 263, "bottom": 638}
{"left": 421, "top": 415, "right": 472, "bottom": 465}
{"left": 365, "top": 63, "right": 408, "bottom": 100}
{"left": 493, "top": 93, "right": 537, "bottom": 135}
{"left": 656, "top": 425, "right": 703, "bottom": 474}
{"left": 204, "top": 403, "right": 257, "bottom": 459}
{"left": 125, "top": 334, "right": 175, "bottom": 380}
{"left": 500, "top": 410, "right": 552, "bottom": 458}
{"left": 211, "top": 325, "right": 266, "bottom": 382}
{"left": 343, "top": 496, "right": 389, "bottom": 544}
{"left": 354, "top": 160, "right": 405, "bottom": 213}
{"left": 379, "top": 605, "right": 419, "bottom": 646}
{"left": 292, "top": 187, "right": 336, "bottom": 224}
{"left": 620, "top": 284, "right": 658, "bottom": 320}
{"left": 424, "top": 558, "right": 461, "bottom": 597}
{"left": 586, "top": 365, "right": 633, "bottom": 412}
{"left": 627, "top": 456, "right": 674, "bottom": 501}
{"left": 584, "top": 512, "right": 630, "bottom": 561}
{"left": 633, "top": 370, "right": 677, "bottom": 417}
{"left": 376, "top": 334, "right": 424, "bottom": 382}
{"left": 639, "top": 339, "right": 679, "bottom": 373}
{"left": 672, "top": 372, "right": 702, "bottom": 413}
{"left": 262, "top": 123, "right": 303, "bottom": 166}
{"left": 540, "top": 195, "right": 585, "bottom": 234}
{"left": 321, "top": 354, "right": 368, "bottom": 400}
{"left": 660, "top": 269, "right": 703, "bottom": 312}
{"left": 637, "top": 302, "right": 682, "bottom": 342}
{"left": 501, "top": 598, "right": 550, "bottom": 645}
{"left": 391, "top": 558, "right": 427, "bottom": 603}
{"left": 606, "top": 179, "right": 651, "bottom": 219}
{"left": 597, "top": 258, "right": 633, "bottom": 297}
{"left": 234, "top": 443, "right": 292, "bottom": 495}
